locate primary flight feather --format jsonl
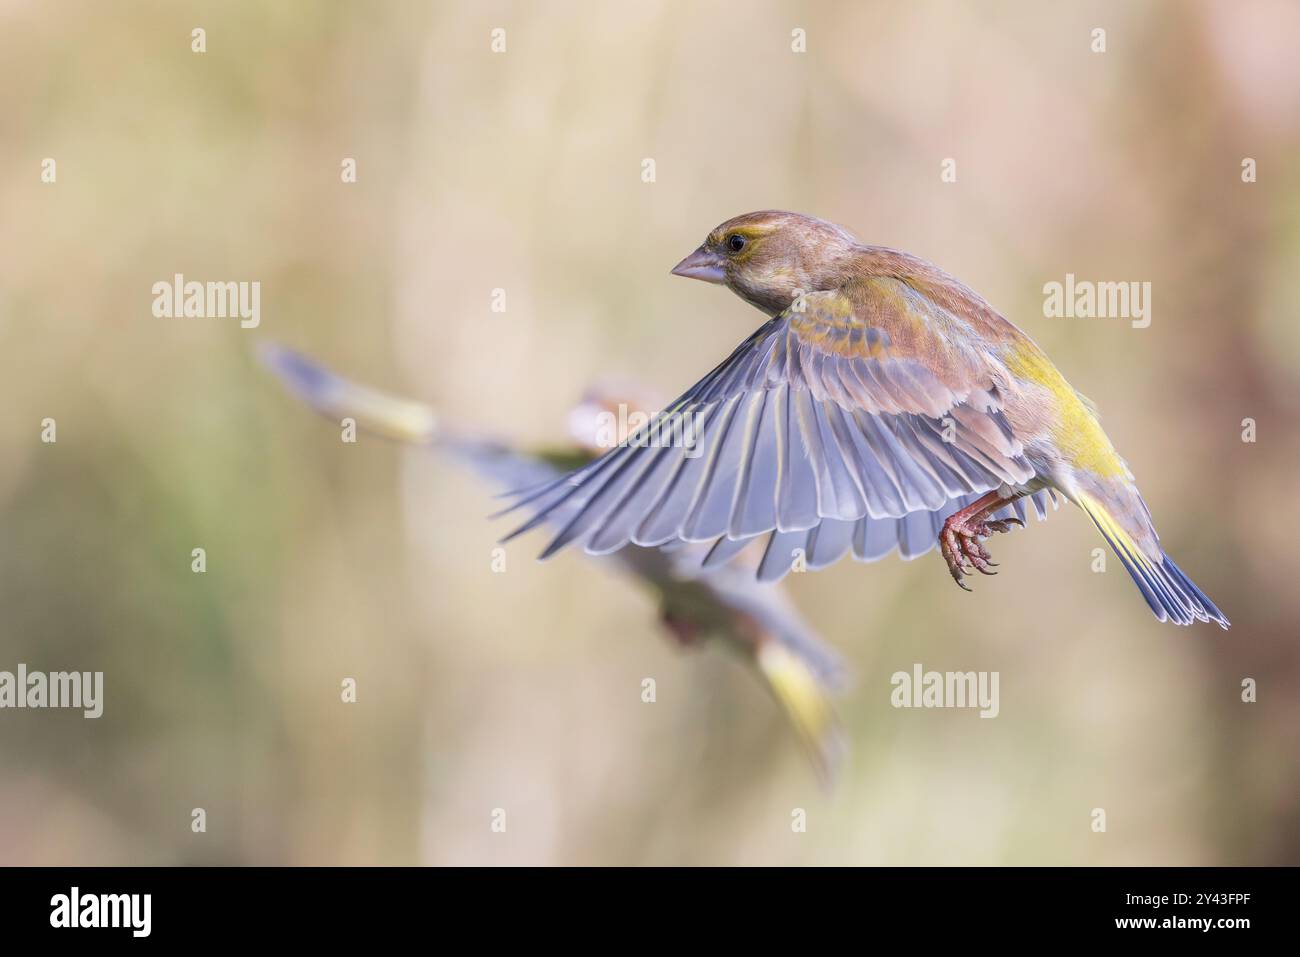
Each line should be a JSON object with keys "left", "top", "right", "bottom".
{"left": 502, "top": 210, "right": 1228, "bottom": 629}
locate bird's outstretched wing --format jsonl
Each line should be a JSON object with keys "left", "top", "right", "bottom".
{"left": 694, "top": 487, "right": 1057, "bottom": 584}
{"left": 259, "top": 340, "right": 568, "bottom": 493}
{"left": 502, "top": 281, "right": 1039, "bottom": 568}
{"left": 260, "top": 342, "right": 854, "bottom": 774}
{"left": 257, "top": 342, "right": 440, "bottom": 444}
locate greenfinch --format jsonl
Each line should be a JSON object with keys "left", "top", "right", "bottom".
{"left": 259, "top": 344, "right": 848, "bottom": 781}
{"left": 504, "top": 211, "right": 1228, "bottom": 629}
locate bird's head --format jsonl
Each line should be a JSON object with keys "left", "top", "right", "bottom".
{"left": 670, "top": 210, "right": 861, "bottom": 315}
{"left": 566, "top": 379, "right": 668, "bottom": 457}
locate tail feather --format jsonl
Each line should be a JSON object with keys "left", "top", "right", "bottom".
{"left": 1078, "top": 493, "right": 1229, "bottom": 629}
{"left": 755, "top": 642, "right": 847, "bottom": 786}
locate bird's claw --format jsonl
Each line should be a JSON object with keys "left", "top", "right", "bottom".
{"left": 939, "top": 512, "right": 1022, "bottom": 591}
{"left": 983, "top": 517, "right": 1024, "bottom": 535}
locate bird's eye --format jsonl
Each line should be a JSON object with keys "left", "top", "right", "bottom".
{"left": 726, "top": 234, "right": 747, "bottom": 253}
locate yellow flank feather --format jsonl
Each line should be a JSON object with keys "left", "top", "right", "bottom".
{"left": 1002, "top": 340, "right": 1127, "bottom": 477}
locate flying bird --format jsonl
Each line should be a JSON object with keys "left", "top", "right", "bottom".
{"left": 502, "top": 211, "right": 1228, "bottom": 628}
{"left": 259, "top": 344, "right": 849, "bottom": 780}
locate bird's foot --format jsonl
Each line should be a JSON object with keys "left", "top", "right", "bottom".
{"left": 939, "top": 514, "right": 1024, "bottom": 591}
{"left": 660, "top": 609, "right": 703, "bottom": 647}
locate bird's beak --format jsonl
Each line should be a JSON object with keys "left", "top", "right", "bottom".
{"left": 670, "top": 246, "right": 726, "bottom": 284}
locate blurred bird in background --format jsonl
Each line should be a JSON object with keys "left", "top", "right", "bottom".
{"left": 504, "top": 211, "right": 1228, "bottom": 629}
{"left": 259, "top": 344, "right": 849, "bottom": 782}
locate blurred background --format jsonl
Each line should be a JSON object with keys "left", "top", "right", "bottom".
{"left": 1, "top": 0, "right": 1297, "bottom": 865}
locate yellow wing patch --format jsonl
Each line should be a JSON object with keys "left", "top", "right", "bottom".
{"left": 787, "top": 284, "right": 923, "bottom": 360}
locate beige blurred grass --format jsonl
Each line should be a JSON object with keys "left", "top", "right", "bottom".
{"left": 0, "top": 0, "right": 1298, "bottom": 865}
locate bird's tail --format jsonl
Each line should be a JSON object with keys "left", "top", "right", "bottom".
{"left": 1077, "top": 492, "right": 1229, "bottom": 629}
{"left": 755, "top": 641, "right": 847, "bottom": 786}
{"left": 257, "top": 342, "right": 439, "bottom": 444}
